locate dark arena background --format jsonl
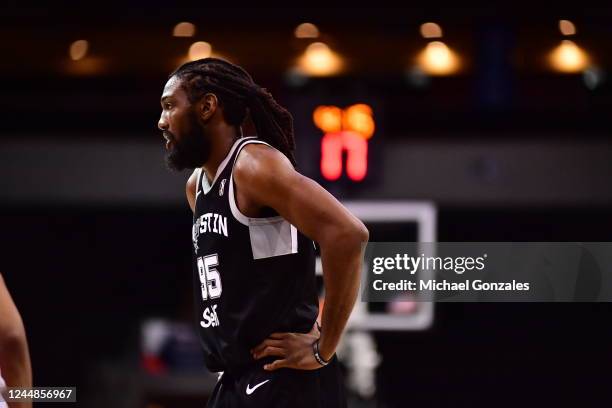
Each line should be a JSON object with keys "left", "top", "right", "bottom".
{"left": 1, "top": 5, "right": 612, "bottom": 408}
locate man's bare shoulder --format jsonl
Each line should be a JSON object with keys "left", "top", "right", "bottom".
{"left": 233, "top": 143, "right": 293, "bottom": 186}
{"left": 187, "top": 168, "right": 199, "bottom": 191}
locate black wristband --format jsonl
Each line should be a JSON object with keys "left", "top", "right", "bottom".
{"left": 312, "top": 339, "right": 332, "bottom": 366}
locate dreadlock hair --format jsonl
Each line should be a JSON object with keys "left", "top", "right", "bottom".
{"left": 170, "top": 57, "right": 297, "bottom": 166}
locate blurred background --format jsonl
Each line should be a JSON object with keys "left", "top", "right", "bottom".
{"left": 1, "top": 5, "right": 612, "bottom": 407}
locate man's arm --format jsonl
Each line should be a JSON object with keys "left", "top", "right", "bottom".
{"left": 238, "top": 144, "right": 369, "bottom": 370}
{"left": 0, "top": 274, "right": 32, "bottom": 408}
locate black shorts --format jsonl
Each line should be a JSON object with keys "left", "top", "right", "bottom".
{"left": 206, "top": 356, "right": 347, "bottom": 408}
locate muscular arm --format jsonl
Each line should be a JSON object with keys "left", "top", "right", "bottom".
{"left": 238, "top": 145, "right": 368, "bottom": 370}
{"left": 0, "top": 274, "right": 32, "bottom": 408}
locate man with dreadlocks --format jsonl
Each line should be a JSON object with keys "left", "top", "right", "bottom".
{"left": 158, "top": 57, "right": 368, "bottom": 408}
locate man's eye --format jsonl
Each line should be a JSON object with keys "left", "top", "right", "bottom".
{"left": 165, "top": 103, "right": 173, "bottom": 110}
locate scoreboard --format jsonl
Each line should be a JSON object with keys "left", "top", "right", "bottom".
{"left": 287, "top": 89, "right": 384, "bottom": 192}
{"left": 314, "top": 103, "right": 374, "bottom": 182}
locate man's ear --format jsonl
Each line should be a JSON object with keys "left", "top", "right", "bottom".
{"left": 198, "top": 93, "right": 218, "bottom": 122}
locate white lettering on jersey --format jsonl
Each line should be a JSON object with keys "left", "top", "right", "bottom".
{"left": 197, "top": 254, "right": 223, "bottom": 329}
{"left": 192, "top": 213, "right": 229, "bottom": 251}
{"left": 218, "top": 215, "right": 228, "bottom": 237}
{"left": 200, "top": 304, "right": 220, "bottom": 328}
{"left": 213, "top": 213, "right": 219, "bottom": 233}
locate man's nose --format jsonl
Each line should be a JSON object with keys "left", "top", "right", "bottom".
{"left": 158, "top": 115, "right": 168, "bottom": 131}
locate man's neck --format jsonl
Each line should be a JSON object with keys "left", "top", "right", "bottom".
{"left": 201, "top": 127, "right": 241, "bottom": 183}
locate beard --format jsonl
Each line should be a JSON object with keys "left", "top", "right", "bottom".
{"left": 164, "top": 111, "right": 212, "bottom": 171}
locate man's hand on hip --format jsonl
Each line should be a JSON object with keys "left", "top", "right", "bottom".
{"left": 251, "top": 323, "right": 325, "bottom": 371}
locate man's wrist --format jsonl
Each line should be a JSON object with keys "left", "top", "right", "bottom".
{"left": 316, "top": 336, "right": 335, "bottom": 362}
{"left": 312, "top": 339, "right": 332, "bottom": 366}
{"left": 318, "top": 345, "right": 335, "bottom": 362}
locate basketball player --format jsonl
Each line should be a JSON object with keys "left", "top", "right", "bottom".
{"left": 158, "top": 58, "right": 368, "bottom": 407}
{"left": 0, "top": 274, "right": 32, "bottom": 408}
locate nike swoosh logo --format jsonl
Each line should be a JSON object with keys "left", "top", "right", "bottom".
{"left": 195, "top": 190, "right": 202, "bottom": 200}
{"left": 246, "top": 379, "right": 270, "bottom": 395}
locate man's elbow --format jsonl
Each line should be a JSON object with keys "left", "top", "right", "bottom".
{"left": 332, "top": 221, "right": 369, "bottom": 248}
{"left": 354, "top": 221, "right": 369, "bottom": 244}
{"left": 0, "top": 327, "right": 27, "bottom": 354}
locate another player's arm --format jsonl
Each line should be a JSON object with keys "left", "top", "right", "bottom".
{"left": 241, "top": 145, "right": 369, "bottom": 371}
{"left": 0, "top": 274, "right": 32, "bottom": 408}
{"left": 186, "top": 169, "right": 199, "bottom": 213}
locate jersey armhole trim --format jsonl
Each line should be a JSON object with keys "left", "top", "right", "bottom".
{"left": 228, "top": 139, "right": 300, "bottom": 259}
{"left": 228, "top": 140, "right": 284, "bottom": 227}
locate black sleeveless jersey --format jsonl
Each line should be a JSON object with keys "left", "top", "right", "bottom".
{"left": 191, "top": 137, "right": 318, "bottom": 373}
